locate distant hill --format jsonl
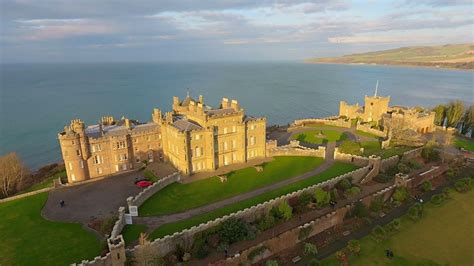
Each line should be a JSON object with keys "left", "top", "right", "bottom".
{"left": 306, "top": 44, "right": 474, "bottom": 70}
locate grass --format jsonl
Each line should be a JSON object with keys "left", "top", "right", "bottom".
{"left": 143, "top": 169, "right": 159, "bottom": 182}
{"left": 122, "top": 224, "right": 148, "bottom": 245}
{"left": 339, "top": 140, "right": 412, "bottom": 159}
{"left": 149, "top": 162, "right": 359, "bottom": 240}
{"left": 454, "top": 137, "right": 474, "bottom": 151}
{"left": 139, "top": 156, "right": 324, "bottom": 216}
{"left": 322, "top": 189, "right": 474, "bottom": 266}
{"left": 292, "top": 129, "right": 348, "bottom": 144}
{"left": 0, "top": 193, "right": 103, "bottom": 265}
{"left": 22, "top": 169, "right": 67, "bottom": 193}
{"left": 355, "top": 130, "right": 381, "bottom": 139}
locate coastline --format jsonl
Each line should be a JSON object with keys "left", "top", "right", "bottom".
{"left": 303, "top": 61, "right": 474, "bottom": 72}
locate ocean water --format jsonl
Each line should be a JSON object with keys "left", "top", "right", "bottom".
{"left": 0, "top": 62, "right": 472, "bottom": 169}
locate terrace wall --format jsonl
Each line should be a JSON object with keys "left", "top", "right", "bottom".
{"left": 334, "top": 148, "right": 370, "bottom": 167}
{"left": 126, "top": 166, "right": 370, "bottom": 258}
{"left": 356, "top": 124, "right": 387, "bottom": 138}
{"left": 293, "top": 117, "right": 351, "bottom": 128}
{"left": 267, "top": 144, "right": 326, "bottom": 159}
{"left": 380, "top": 155, "right": 400, "bottom": 172}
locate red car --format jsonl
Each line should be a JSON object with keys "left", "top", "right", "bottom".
{"left": 136, "top": 180, "right": 152, "bottom": 188}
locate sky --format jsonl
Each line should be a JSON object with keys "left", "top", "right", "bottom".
{"left": 1, "top": 0, "right": 473, "bottom": 63}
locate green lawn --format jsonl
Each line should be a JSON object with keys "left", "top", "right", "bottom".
{"left": 0, "top": 193, "right": 103, "bottom": 265}
{"left": 339, "top": 140, "right": 411, "bottom": 159}
{"left": 322, "top": 189, "right": 474, "bottom": 266}
{"left": 139, "top": 156, "right": 324, "bottom": 216}
{"left": 355, "top": 130, "right": 381, "bottom": 139}
{"left": 122, "top": 224, "right": 148, "bottom": 245}
{"left": 149, "top": 162, "right": 359, "bottom": 240}
{"left": 454, "top": 137, "right": 474, "bottom": 151}
{"left": 22, "top": 169, "right": 67, "bottom": 193}
{"left": 292, "top": 129, "right": 348, "bottom": 144}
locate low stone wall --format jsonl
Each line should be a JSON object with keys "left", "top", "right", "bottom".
{"left": 127, "top": 172, "right": 180, "bottom": 210}
{"left": 380, "top": 155, "right": 400, "bottom": 171}
{"left": 401, "top": 147, "right": 423, "bottom": 161}
{"left": 356, "top": 124, "right": 387, "bottom": 138}
{"left": 267, "top": 145, "right": 326, "bottom": 159}
{"left": 74, "top": 236, "right": 126, "bottom": 266}
{"left": 126, "top": 166, "right": 370, "bottom": 258}
{"left": 110, "top": 207, "right": 126, "bottom": 239}
{"left": 0, "top": 187, "right": 53, "bottom": 203}
{"left": 293, "top": 117, "right": 351, "bottom": 128}
{"left": 334, "top": 148, "right": 370, "bottom": 167}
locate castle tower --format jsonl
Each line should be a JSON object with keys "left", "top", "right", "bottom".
{"left": 58, "top": 120, "right": 90, "bottom": 183}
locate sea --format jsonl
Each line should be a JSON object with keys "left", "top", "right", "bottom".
{"left": 0, "top": 62, "right": 472, "bottom": 170}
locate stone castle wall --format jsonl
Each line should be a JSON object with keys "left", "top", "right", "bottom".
{"left": 293, "top": 117, "right": 351, "bottom": 128}
{"left": 334, "top": 148, "right": 370, "bottom": 167}
{"left": 380, "top": 155, "right": 400, "bottom": 171}
{"left": 267, "top": 144, "right": 326, "bottom": 159}
{"left": 126, "top": 166, "right": 370, "bottom": 258}
{"left": 356, "top": 124, "right": 387, "bottom": 138}
{"left": 127, "top": 172, "right": 180, "bottom": 209}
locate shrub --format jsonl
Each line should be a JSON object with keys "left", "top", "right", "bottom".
{"left": 270, "top": 206, "right": 283, "bottom": 220}
{"left": 431, "top": 194, "right": 445, "bottom": 205}
{"left": 218, "top": 219, "right": 249, "bottom": 244}
{"left": 347, "top": 239, "right": 361, "bottom": 256}
{"left": 420, "top": 181, "right": 432, "bottom": 192}
{"left": 308, "top": 258, "right": 321, "bottom": 266}
{"left": 351, "top": 201, "right": 369, "bottom": 218}
{"left": 397, "top": 162, "right": 410, "bottom": 174}
{"left": 421, "top": 144, "right": 440, "bottom": 162}
{"left": 454, "top": 178, "right": 473, "bottom": 192}
{"left": 266, "top": 260, "right": 279, "bottom": 266}
{"left": 303, "top": 242, "right": 318, "bottom": 256}
{"left": 337, "top": 179, "right": 352, "bottom": 191}
{"left": 194, "top": 242, "right": 209, "bottom": 259}
{"left": 386, "top": 218, "right": 401, "bottom": 232}
{"left": 371, "top": 225, "right": 387, "bottom": 242}
{"left": 330, "top": 188, "right": 339, "bottom": 201}
{"left": 257, "top": 214, "right": 276, "bottom": 231}
{"left": 407, "top": 160, "right": 423, "bottom": 170}
{"left": 248, "top": 245, "right": 268, "bottom": 261}
{"left": 408, "top": 203, "right": 423, "bottom": 221}
{"left": 298, "top": 225, "right": 313, "bottom": 241}
{"left": 369, "top": 197, "right": 383, "bottom": 213}
{"left": 374, "top": 173, "right": 394, "bottom": 183}
{"left": 344, "top": 186, "right": 361, "bottom": 198}
{"left": 278, "top": 201, "right": 293, "bottom": 221}
{"left": 299, "top": 192, "right": 313, "bottom": 206}
{"left": 314, "top": 187, "right": 330, "bottom": 208}
{"left": 335, "top": 250, "right": 346, "bottom": 262}
{"left": 392, "top": 187, "right": 409, "bottom": 203}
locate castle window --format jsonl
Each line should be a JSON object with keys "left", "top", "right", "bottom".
{"left": 232, "top": 126, "right": 236, "bottom": 132}
{"left": 80, "top": 161, "right": 84, "bottom": 169}
{"left": 72, "top": 140, "right": 75, "bottom": 145}
{"left": 250, "top": 125, "right": 256, "bottom": 130}
{"left": 147, "top": 144, "right": 151, "bottom": 149}
{"left": 223, "top": 127, "right": 228, "bottom": 134}
{"left": 250, "top": 136, "right": 256, "bottom": 145}
{"left": 116, "top": 141, "right": 126, "bottom": 149}
{"left": 96, "top": 168, "right": 102, "bottom": 174}
{"left": 232, "top": 140, "right": 237, "bottom": 149}
{"left": 195, "top": 147, "right": 202, "bottom": 157}
{"left": 223, "top": 142, "right": 228, "bottom": 151}
{"left": 232, "top": 153, "right": 237, "bottom": 161}
{"left": 69, "top": 162, "right": 73, "bottom": 170}
{"left": 91, "top": 145, "right": 96, "bottom": 153}
{"left": 94, "top": 155, "right": 103, "bottom": 164}
{"left": 76, "top": 149, "right": 81, "bottom": 156}
{"left": 195, "top": 134, "right": 201, "bottom": 140}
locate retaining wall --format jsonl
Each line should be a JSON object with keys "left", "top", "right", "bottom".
{"left": 402, "top": 147, "right": 423, "bottom": 161}
{"left": 334, "top": 148, "right": 370, "bottom": 167}
{"left": 267, "top": 145, "right": 326, "bottom": 159}
{"left": 127, "top": 173, "right": 180, "bottom": 209}
{"left": 380, "top": 155, "right": 400, "bottom": 171}
{"left": 293, "top": 117, "right": 351, "bottom": 128}
{"left": 356, "top": 124, "right": 387, "bottom": 138}
{"left": 126, "top": 166, "right": 370, "bottom": 258}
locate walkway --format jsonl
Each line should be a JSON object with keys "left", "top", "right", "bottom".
{"left": 134, "top": 147, "right": 337, "bottom": 230}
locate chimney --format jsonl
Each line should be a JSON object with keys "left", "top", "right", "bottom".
{"left": 199, "top": 95, "right": 204, "bottom": 103}
{"left": 124, "top": 118, "right": 131, "bottom": 129}
{"left": 152, "top": 108, "right": 162, "bottom": 124}
{"left": 221, "top": 98, "right": 229, "bottom": 108}
{"left": 231, "top": 99, "right": 240, "bottom": 111}
{"left": 197, "top": 103, "right": 204, "bottom": 114}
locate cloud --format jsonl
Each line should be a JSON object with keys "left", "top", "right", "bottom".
{"left": 13, "top": 19, "right": 117, "bottom": 40}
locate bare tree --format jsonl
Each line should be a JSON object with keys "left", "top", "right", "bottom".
{"left": 132, "top": 233, "right": 163, "bottom": 266}
{"left": 445, "top": 100, "right": 465, "bottom": 128}
{"left": 0, "top": 153, "right": 29, "bottom": 198}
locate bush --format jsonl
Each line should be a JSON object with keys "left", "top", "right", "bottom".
{"left": 371, "top": 225, "right": 387, "bottom": 242}
{"left": 303, "top": 242, "right": 318, "bottom": 256}
{"left": 314, "top": 187, "right": 330, "bottom": 208}
{"left": 278, "top": 201, "right": 293, "bottom": 221}
{"left": 369, "top": 197, "right": 383, "bottom": 213}
{"left": 270, "top": 206, "right": 283, "bottom": 220}
{"left": 257, "top": 214, "right": 276, "bottom": 231}
{"left": 397, "top": 162, "right": 410, "bottom": 174}
{"left": 298, "top": 225, "right": 313, "bottom": 241}
{"left": 266, "top": 260, "right": 279, "bottom": 266}
{"left": 351, "top": 201, "right": 369, "bottom": 218}
{"left": 218, "top": 219, "right": 249, "bottom": 244}
{"left": 194, "top": 241, "right": 209, "bottom": 259}
{"left": 344, "top": 186, "right": 361, "bottom": 198}
{"left": 421, "top": 144, "right": 440, "bottom": 162}
{"left": 347, "top": 239, "right": 361, "bottom": 256}
{"left": 337, "top": 179, "right": 352, "bottom": 191}
{"left": 420, "top": 181, "right": 432, "bottom": 192}
{"left": 299, "top": 192, "right": 313, "bottom": 206}
{"left": 431, "top": 194, "right": 445, "bottom": 205}
{"left": 407, "top": 160, "right": 423, "bottom": 170}
{"left": 408, "top": 203, "right": 423, "bottom": 221}
{"left": 386, "top": 218, "right": 401, "bottom": 232}
{"left": 330, "top": 188, "right": 339, "bottom": 201}
{"left": 248, "top": 245, "right": 268, "bottom": 261}
{"left": 374, "top": 173, "right": 394, "bottom": 183}
{"left": 454, "top": 178, "right": 473, "bottom": 192}
{"left": 392, "top": 187, "right": 410, "bottom": 203}
{"left": 308, "top": 258, "right": 321, "bottom": 266}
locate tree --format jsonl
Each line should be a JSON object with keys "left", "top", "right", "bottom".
{"left": 347, "top": 239, "right": 361, "bottom": 256}
{"left": 432, "top": 104, "right": 446, "bottom": 126}
{"left": 445, "top": 100, "right": 465, "bottom": 128}
{"left": 392, "top": 187, "right": 409, "bottom": 203}
{"left": 278, "top": 200, "right": 293, "bottom": 221}
{"left": 0, "top": 153, "right": 29, "bottom": 198}
{"left": 133, "top": 233, "right": 164, "bottom": 266}
{"left": 420, "top": 181, "right": 432, "bottom": 192}
{"left": 218, "top": 218, "right": 249, "bottom": 244}
{"left": 314, "top": 187, "right": 330, "bottom": 208}
{"left": 460, "top": 105, "right": 474, "bottom": 136}
{"left": 266, "top": 260, "right": 279, "bottom": 266}
{"left": 303, "top": 242, "right": 318, "bottom": 256}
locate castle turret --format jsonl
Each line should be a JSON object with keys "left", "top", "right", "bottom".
{"left": 58, "top": 120, "right": 90, "bottom": 183}
{"left": 152, "top": 108, "right": 162, "bottom": 124}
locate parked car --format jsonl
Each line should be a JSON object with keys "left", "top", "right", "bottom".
{"left": 136, "top": 180, "right": 152, "bottom": 188}
{"left": 134, "top": 176, "right": 148, "bottom": 184}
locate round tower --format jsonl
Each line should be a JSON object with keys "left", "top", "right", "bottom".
{"left": 58, "top": 120, "right": 90, "bottom": 183}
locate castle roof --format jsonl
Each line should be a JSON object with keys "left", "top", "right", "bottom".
{"left": 85, "top": 121, "right": 159, "bottom": 138}
{"left": 172, "top": 116, "right": 202, "bottom": 132}
{"left": 205, "top": 107, "right": 236, "bottom": 116}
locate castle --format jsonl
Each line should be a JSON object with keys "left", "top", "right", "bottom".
{"left": 58, "top": 95, "right": 266, "bottom": 183}
{"left": 339, "top": 86, "right": 435, "bottom": 134}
